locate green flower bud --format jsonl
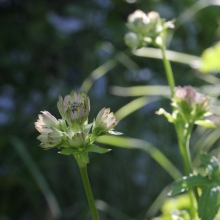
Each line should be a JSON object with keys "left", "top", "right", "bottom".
{"left": 57, "top": 90, "right": 90, "bottom": 131}
{"left": 67, "top": 132, "right": 86, "bottom": 150}
{"left": 125, "top": 10, "right": 175, "bottom": 48}
{"left": 92, "top": 108, "right": 119, "bottom": 137}
{"left": 124, "top": 32, "right": 142, "bottom": 48}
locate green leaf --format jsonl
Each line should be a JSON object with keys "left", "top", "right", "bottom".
{"left": 198, "top": 184, "right": 220, "bottom": 220}
{"left": 195, "top": 120, "right": 216, "bottom": 129}
{"left": 86, "top": 144, "right": 111, "bottom": 154}
{"left": 169, "top": 176, "right": 210, "bottom": 196}
{"left": 59, "top": 148, "right": 78, "bottom": 155}
{"left": 200, "top": 153, "right": 220, "bottom": 180}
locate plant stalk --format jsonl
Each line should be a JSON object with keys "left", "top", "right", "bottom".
{"left": 79, "top": 165, "right": 100, "bottom": 220}
{"left": 161, "top": 45, "right": 175, "bottom": 97}
{"left": 160, "top": 42, "right": 198, "bottom": 217}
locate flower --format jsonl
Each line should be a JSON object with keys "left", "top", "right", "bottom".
{"left": 92, "top": 108, "right": 119, "bottom": 137}
{"left": 35, "top": 111, "right": 65, "bottom": 149}
{"left": 125, "top": 10, "right": 174, "bottom": 48}
{"left": 35, "top": 90, "right": 122, "bottom": 163}
{"left": 127, "top": 10, "right": 150, "bottom": 33}
{"left": 57, "top": 90, "right": 90, "bottom": 131}
{"left": 174, "top": 86, "right": 197, "bottom": 107}
{"left": 170, "top": 86, "right": 213, "bottom": 126}
{"left": 173, "top": 86, "right": 210, "bottom": 112}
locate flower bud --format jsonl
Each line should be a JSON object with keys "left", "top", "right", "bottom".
{"left": 174, "top": 86, "right": 196, "bottom": 107}
{"left": 148, "top": 11, "right": 160, "bottom": 25}
{"left": 92, "top": 108, "right": 119, "bottom": 136}
{"left": 127, "top": 10, "right": 150, "bottom": 33}
{"left": 67, "top": 132, "right": 86, "bottom": 150}
{"left": 125, "top": 10, "right": 174, "bottom": 48}
{"left": 124, "top": 32, "right": 142, "bottom": 48}
{"left": 57, "top": 90, "right": 90, "bottom": 130}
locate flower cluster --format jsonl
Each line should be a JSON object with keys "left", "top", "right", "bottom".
{"left": 35, "top": 90, "right": 121, "bottom": 167}
{"left": 157, "top": 86, "right": 215, "bottom": 128}
{"left": 124, "top": 10, "right": 174, "bottom": 49}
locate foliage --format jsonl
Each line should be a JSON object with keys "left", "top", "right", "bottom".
{"left": 200, "top": 41, "right": 220, "bottom": 74}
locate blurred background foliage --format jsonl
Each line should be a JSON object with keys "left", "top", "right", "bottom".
{"left": 0, "top": 0, "right": 220, "bottom": 219}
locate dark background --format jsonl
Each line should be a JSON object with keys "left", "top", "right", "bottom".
{"left": 0, "top": 0, "right": 220, "bottom": 219}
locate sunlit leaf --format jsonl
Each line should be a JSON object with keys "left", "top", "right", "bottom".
{"left": 200, "top": 41, "right": 220, "bottom": 73}
{"left": 195, "top": 120, "right": 216, "bottom": 129}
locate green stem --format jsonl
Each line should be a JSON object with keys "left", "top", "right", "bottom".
{"left": 176, "top": 124, "right": 198, "bottom": 218}
{"left": 160, "top": 37, "right": 198, "bottom": 218}
{"left": 79, "top": 165, "right": 100, "bottom": 220}
{"left": 161, "top": 45, "right": 175, "bottom": 97}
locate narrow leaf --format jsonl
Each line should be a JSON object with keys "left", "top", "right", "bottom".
{"left": 59, "top": 148, "right": 78, "bottom": 155}
{"left": 195, "top": 120, "right": 216, "bottom": 129}
{"left": 86, "top": 144, "right": 111, "bottom": 154}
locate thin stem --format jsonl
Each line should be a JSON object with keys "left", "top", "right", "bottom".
{"left": 161, "top": 45, "right": 175, "bottom": 97}
{"left": 175, "top": 125, "right": 192, "bottom": 175}
{"left": 79, "top": 165, "right": 100, "bottom": 220}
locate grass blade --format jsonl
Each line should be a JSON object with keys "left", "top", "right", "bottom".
{"left": 133, "top": 48, "right": 201, "bottom": 67}
{"left": 115, "top": 96, "right": 161, "bottom": 120}
{"left": 96, "top": 136, "right": 181, "bottom": 180}
{"left": 110, "top": 85, "right": 170, "bottom": 97}
{"left": 10, "top": 136, "right": 61, "bottom": 219}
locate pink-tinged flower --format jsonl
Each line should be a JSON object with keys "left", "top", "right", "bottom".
{"left": 92, "top": 108, "right": 119, "bottom": 136}
{"left": 173, "top": 86, "right": 210, "bottom": 110}
{"left": 172, "top": 86, "right": 211, "bottom": 124}
{"left": 35, "top": 112, "right": 65, "bottom": 149}
{"left": 174, "top": 86, "right": 197, "bottom": 107}
{"left": 57, "top": 90, "right": 90, "bottom": 130}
